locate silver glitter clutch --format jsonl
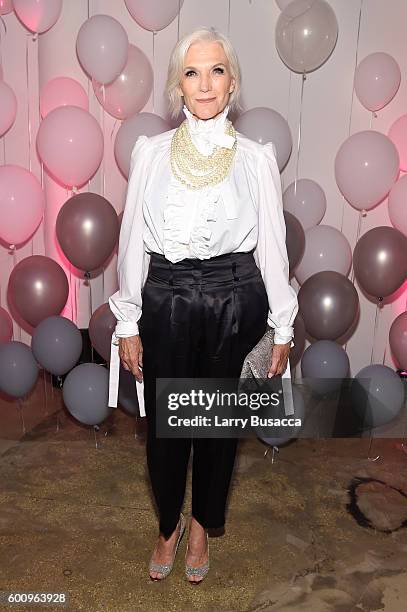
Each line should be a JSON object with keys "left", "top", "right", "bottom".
{"left": 240, "top": 326, "right": 275, "bottom": 379}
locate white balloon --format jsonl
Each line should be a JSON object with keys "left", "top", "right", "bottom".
{"left": 275, "top": 0, "right": 338, "bottom": 73}
{"left": 124, "top": 0, "right": 184, "bottom": 32}
{"left": 283, "top": 179, "right": 326, "bottom": 229}
{"left": 294, "top": 225, "right": 352, "bottom": 285}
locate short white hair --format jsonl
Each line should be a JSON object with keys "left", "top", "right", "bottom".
{"left": 165, "top": 26, "right": 242, "bottom": 119}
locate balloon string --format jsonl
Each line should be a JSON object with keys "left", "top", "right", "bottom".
{"left": 227, "top": 0, "right": 231, "bottom": 36}
{"left": 177, "top": 0, "right": 181, "bottom": 41}
{"left": 87, "top": 0, "right": 90, "bottom": 193}
{"left": 370, "top": 299, "right": 383, "bottom": 364}
{"left": 152, "top": 31, "right": 156, "bottom": 113}
{"left": 18, "top": 398, "right": 26, "bottom": 435}
{"left": 101, "top": 84, "right": 105, "bottom": 197}
{"left": 25, "top": 33, "right": 32, "bottom": 173}
{"left": 294, "top": 72, "right": 306, "bottom": 195}
{"left": 340, "top": 0, "right": 364, "bottom": 234}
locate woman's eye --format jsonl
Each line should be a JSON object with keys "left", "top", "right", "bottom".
{"left": 214, "top": 67, "right": 224, "bottom": 74}
{"left": 185, "top": 70, "right": 196, "bottom": 77}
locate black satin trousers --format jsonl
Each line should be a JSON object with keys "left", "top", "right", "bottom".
{"left": 138, "top": 249, "right": 268, "bottom": 538}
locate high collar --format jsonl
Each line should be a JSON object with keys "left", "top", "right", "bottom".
{"left": 181, "top": 103, "right": 235, "bottom": 155}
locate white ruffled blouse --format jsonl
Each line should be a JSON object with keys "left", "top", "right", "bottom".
{"left": 108, "top": 103, "right": 299, "bottom": 416}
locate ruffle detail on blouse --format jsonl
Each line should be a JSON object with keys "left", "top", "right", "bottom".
{"left": 163, "top": 174, "right": 222, "bottom": 263}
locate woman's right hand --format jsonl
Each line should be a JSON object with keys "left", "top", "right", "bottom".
{"left": 119, "top": 335, "right": 143, "bottom": 382}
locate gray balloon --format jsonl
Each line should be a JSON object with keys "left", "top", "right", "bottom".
{"left": 56, "top": 193, "right": 119, "bottom": 272}
{"left": 284, "top": 210, "right": 305, "bottom": 279}
{"left": 289, "top": 313, "right": 306, "bottom": 368}
{"left": 353, "top": 226, "right": 407, "bottom": 298}
{"left": 62, "top": 363, "right": 112, "bottom": 426}
{"left": 31, "top": 315, "right": 82, "bottom": 376}
{"left": 351, "top": 364, "right": 404, "bottom": 428}
{"left": 389, "top": 311, "right": 407, "bottom": 370}
{"left": 301, "top": 339, "right": 350, "bottom": 395}
{"left": 0, "top": 341, "right": 39, "bottom": 398}
{"left": 298, "top": 271, "right": 359, "bottom": 340}
{"left": 89, "top": 303, "right": 117, "bottom": 363}
{"left": 257, "top": 385, "right": 305, "bottom": 446}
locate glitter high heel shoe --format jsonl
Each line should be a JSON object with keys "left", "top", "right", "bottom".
{"left": 149, "top": 513, "right": 186, "bottom": 580}
{"left": 185, "top": 531, "right": 210, "bottom": 584}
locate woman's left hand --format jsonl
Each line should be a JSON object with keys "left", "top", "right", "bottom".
{"left": 267, "top": 342, "right": 291, "bottom": 377}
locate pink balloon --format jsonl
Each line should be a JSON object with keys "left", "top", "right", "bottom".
{"left": 389, "top": 312, "right": 407, "bottom": 370}
{"left": 76, "top": 15, "right": 128, "bottom": 85}
{"left": 114, "top": 112, "right": 170, "bottom": 177}
{"left": 335, "top": 131, "right": 399, "bottom": 210}
{"left": 14, "top": 0, "right": 62, "bottom": 33}
{"left": 40, "top": 77, "right": 88, "bottom": 118}
{"left": 8, "top": 255, "right": 69, "bottom": 327}
{"left": 388, "top": 174, "right": 407, "bottom": 236}
{"left": 92, "top": 44, "right": 153, "bottom": 120}
{"left": 355, "top": 52, "right": 401, "bottom": 112}
{"left": 0, "top": 306, "right": 13, "bottom": 343}
{"left": 0, "top": 81, "right": 17, "bottom": 136}
{"left": 0, "top": 0, "right": 13, "bottom": 16}
{"left": 36, "top": 105, "right": 104, "bottom": 188}
{"left": 124, "top": 0, "right": 184, "bottom": 32}
{"left": 388, "top": 115, "right": 407, "bottom": 172}
{"left": 0, "top": 165, "right": 45, "bottom": 247}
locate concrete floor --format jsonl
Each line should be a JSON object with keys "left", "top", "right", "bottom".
{"left": 0, "top": 372, "right": 406, "bottom": 612}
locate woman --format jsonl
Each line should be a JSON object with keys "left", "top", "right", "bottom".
{"left": 108, "top": 26, "right": 298, "bottom": 583}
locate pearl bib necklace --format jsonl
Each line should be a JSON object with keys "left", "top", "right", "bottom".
{"left": 170, "top": 107, "right": 237, "bottom": 191}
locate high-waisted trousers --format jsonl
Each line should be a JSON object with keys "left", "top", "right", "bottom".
{"left": 138, "top": 249, "right": 269, "bottom": 539}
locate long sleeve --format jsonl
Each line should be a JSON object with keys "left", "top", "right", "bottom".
{"left": 253, "top": 141, "right": 299, "bottom": 347}
{"left": 107, "top": 134, "right": 151, "bottom": 410}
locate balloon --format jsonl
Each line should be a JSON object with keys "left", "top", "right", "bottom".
{"left": 124, "top": 0, "right": 184, "bottom": 32}
{"left": 0, "top": 341, "right": 38, "bottom": 398}
{"left": 36, "top": 106, "right": 104, "bottom": 188}
{"left": 0, "top": 306, "right": 13, "bottom": 344}
{"left": 76, "top": 15, "right": 128, "bottom": 84}
{"left": 31, "top": 316, "right": 82, "bottom": 376}
{"left": 283, "top": 178, "right": 326, "bottom": 230}
{"left": 335, "top": 131, "right": 399, "bottom": 210}
{"left": 351, "top": 364, "right": 404, "bottom": 429}
{"left": 355, "top": 52, "right": 401, "bottom": 112}
{"left": 89, "top": 303, "right": 117, "bottom": 363}
{"left": 115, "top": 112, "right": 171, "bottom": 178}
{"left": 0, "top": 81, "right": 17, "bottom": 136}
{"left": 62, "top": 363, "right": 112, "bottom": 426}
{"left": 389, "top": 175, "right": 407, "bottom": 236}
{"left": 275, "top": 0, "right": 338, "bottom": 73}
{"left": 40, "top": 77, "right": 88, "bottom": 118}
{"left": 0, "top": 165, "right": 45, "bottom": 247}
{"left": 388, "top": 115, "right": 407, "bottom": 172}
{"left": 257, "top": 385, "right": 305, "bottom": 446}
{"left": 294, "top": 225, "right": 352, "bottom": 285}
{"left": 0, "top": 0, "right": 13, "bottom": 15}
{"left": 301, "top": 339, "right": 349, "bottom": 395}
{"left": 8, "top": 255, "right": 69, "bottom": 327}
{"left": 92, "top": 44, "right": 153, "bottom": 120}
{"left": 298, "top": 271, "right": 359, "bottom": 340}
{"left": 235, "top": 107, "right": 292, "bottom": 171}
{"left": 14, "top": 0, "right": 62, "bottom": 34}
{"left": 284, "top": 211, "right": 305, "bottom": 278}
{"left": 56, "top": 193, "right": 119, "bottom": 272}
{"left": 353, "top": 226, "right": 407, "bottom": 298}
{"left": 289, "top": 313, "right": 306, "bottom": 368}
{"left": 389, "top": 312, "right": 407, "bottom": 370}
{"left": 276, "top": 0, "right": 294, "bottom": 9}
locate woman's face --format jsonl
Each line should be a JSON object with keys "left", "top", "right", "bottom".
{"left": 177, "top": 41, "right": 235, "bottom": 121}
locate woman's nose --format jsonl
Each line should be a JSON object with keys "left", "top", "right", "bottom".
{"left": 199, "top": 75, "right": 211, "bottom": 92}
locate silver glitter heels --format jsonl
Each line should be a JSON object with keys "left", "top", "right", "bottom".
{"left": 185, "top": 531, "right": 210, "bottom": 583}
{"left": 149, "top": 513, "right": 186, "bottom": 580}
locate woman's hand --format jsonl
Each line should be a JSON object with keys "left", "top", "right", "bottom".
{"left": 267, "top": 342, "right": 291, "bottom": 377}
{"left": 119, "top": 335, "right": 143, "bottom": 382}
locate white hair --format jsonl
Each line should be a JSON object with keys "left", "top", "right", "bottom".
{"left": 165, "top": 26, "right": 242, "bottom": 119}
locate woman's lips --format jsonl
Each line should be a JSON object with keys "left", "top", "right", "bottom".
{"left": 196, "top": 98, "right": 216, "bottom": 103}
